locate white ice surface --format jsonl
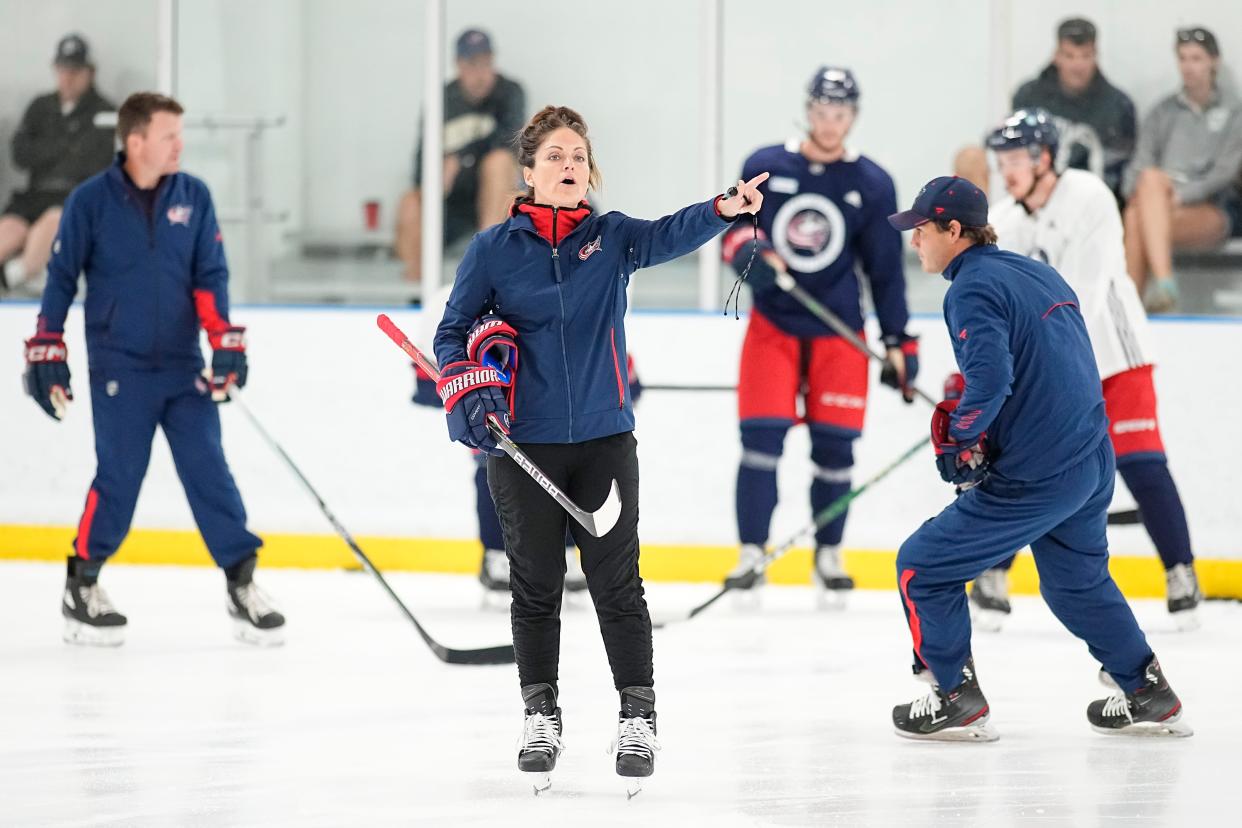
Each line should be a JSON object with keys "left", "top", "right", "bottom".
{"left": 3, "top": 561, "right": 1237, "bottom": 827}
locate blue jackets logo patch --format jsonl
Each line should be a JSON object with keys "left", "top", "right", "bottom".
{"left": 167, "top": 205, "right": 193, "bottom": 226}
{"left": 578, "top": 235, "right": 602, "bottom": 261}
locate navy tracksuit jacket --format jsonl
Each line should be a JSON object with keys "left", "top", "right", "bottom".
{"left": 897, "top": 245, "right": 1152, "bottom": 693}
{"left": 38, "top": 154, "right": 260, "bottom": 567}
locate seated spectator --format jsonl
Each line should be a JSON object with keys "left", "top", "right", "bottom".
{"left": 956, "top": 17, "right": 1136, "bottom": 203}
{"left": 395, "top": 29, "right": 525, "bottom": 283}
{"left": 1123, "top": 27, "right": 1242, "bottom": 313}
{"left": 0, "top": 34, "right": 115, "bottom": 294}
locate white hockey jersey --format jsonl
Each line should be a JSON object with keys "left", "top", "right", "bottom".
{"left": 990, "top": 169, "right": 1153, "bottom": 380}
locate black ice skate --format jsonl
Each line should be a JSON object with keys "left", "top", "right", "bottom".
{"left": 814, "top": 544, "right": 854, "bottom": 609}
{"left": 225, "top": 556, "right": 285, "bottom": 647}
{"left": 1087, "top": 656, "right": 1192, "bottom": 737}
{"left": 725, "top": 543, "right": 766, "bottom": 597}
{"left": 611, "top": 686, "right": 660, "bottom": 799}
{"left": 969, "top": 568, "right": 1011, "bottom": 633}
{"left": 62, "top": 556, "right": 127, "bottom": 647}
{"left": 517, "top": 683, "right": 564, "bottom": 795}
{"left": 478, "top": 548, "right": 511, "bottom": 609}
{"left": 1165, "top": 563, "right": 1202, "bottom": 631}
{"left": 893, "top": 658, "right": 998, "bottom": 742}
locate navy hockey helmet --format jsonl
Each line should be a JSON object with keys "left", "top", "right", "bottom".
{"left": 986, "top": 108, "right": 1060, "bottom": 162}
{"left": 807, "top": 66, "right": 860, "bottom": 106}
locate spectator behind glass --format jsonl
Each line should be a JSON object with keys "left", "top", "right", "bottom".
{"left": 1123, "top": 27, "right": 1242, "bottom": 314}
{"left": 0, "top": 34, "right": 115, "bottom": 295}
{"left": 395, "top": 28, "right": 526, "bottom": 283}
{"left": 955, "top": 17, "right": 1136, "bottom": 204}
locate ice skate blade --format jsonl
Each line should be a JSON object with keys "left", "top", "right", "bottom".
{"left": 1091, "top": 715, "right": 1194, "bottom": 738}
{"left": 232, "top": 618, "right": 285, "bottom": 647}
{"left": 970, "top": 607, "right": 1008, "bottom": 633}
{"left": 895, "top": 718, "right": 1000, "bottom": 743}
{"left": 527, "top": 772, "right": 552, "bottom": 795}
{"left": 1171, "top": 608, "right": 1201, "bottom": 632}
{"left": 63, "top": 618, "right": 125, "bottom": 647}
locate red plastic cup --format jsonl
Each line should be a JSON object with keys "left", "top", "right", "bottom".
{"left": 364, "top": 199, "right": 380, "bottom": 230}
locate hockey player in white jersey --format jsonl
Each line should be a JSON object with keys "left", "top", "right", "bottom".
{"left": 977, "top": 108, "right": 1202, "bottom": 629}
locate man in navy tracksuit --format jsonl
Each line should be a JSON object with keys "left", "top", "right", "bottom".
{"left": 884, "top": 177, "right": 1189, "bottom": 741}
{"left": 22, "top": 93, "right": 284, "bottom": 647}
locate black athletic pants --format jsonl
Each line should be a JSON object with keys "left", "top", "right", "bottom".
{"left": 488, "top": 431, "right": 652, "bottom": 693}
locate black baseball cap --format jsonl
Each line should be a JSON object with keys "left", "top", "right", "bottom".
{"left": 54, "top": 33, "right": 91, "bottom": 68}
{"left": 1057, "top": 17, "right": 1096, "bottom": 45}
{"left": 1177, "top": 26, "right": 1219, "bottom": 57}
{"left": 888, "top": 176, "right": 989, "bottom": 231}
{"left": 456, "top": 28, "right": 493, "bottom": 60}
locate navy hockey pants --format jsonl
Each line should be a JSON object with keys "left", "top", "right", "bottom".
{"left": 72, "top": 368, "right": 261, "bottom": 568}
{"left": 897, "top": 438, "right": 1153, "bottom": 693}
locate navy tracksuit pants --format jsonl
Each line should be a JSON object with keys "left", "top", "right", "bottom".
{"left": 72, "top": 368, "right": 261, "bottom": 568}
{"left": 897, "top": 438, "right": 1153, "bottom": 693}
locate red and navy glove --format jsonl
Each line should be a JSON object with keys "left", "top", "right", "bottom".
{"left": 880, "top": 333, "right": 920, "bottom": 403}
{"left": 723, "top": 225, "right": 779, "bottom": 294}
{"left": 23, "top": 333, "right": 73, "bottom": 420}
{"left": 943, "top": 371, "right": 965, "bottom": 402}
{"left": 467, "top": 314, "right": 518, "bottom": 386}
{"left": 436, "top": 361, "right": 511, "bottom": 456}
{"left": 930, "top": 397, "right": 989, "bottom": 488}
{"left": 207, "top": 325, "right": 247, "bottom": 402}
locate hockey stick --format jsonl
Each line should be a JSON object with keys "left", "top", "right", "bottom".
{"left": 376, "top": 314, "right": 623, "bottom": 538}
{"left": 774, "top": 271, "right": 938, "bottom": 407}
{"left": 229, "top": 391, "right": 515, "bottom": 666}
{"left": 774, "top": 275, "right": 1148, "bottom": 528}
{"left": 654, "top": 433, "right": 928, "bottom": 628}
{"left": 643, "top": 383, "right": 736, "bottom": 392}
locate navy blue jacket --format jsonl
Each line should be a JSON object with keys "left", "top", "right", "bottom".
{"left": 38, "top": 154, "right": 232, "bottom": 373}
{"left": 942, "top": 244, "right": 1108, "bottom": 481}
{"left": 435, "top": 199, "right": 733, "bottom": 443}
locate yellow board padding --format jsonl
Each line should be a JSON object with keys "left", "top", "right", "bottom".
{"left": 2, "top": 524, "right": 1239, "bottom": 599}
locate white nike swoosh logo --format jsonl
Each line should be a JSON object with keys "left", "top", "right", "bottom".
{"left": 929, "top": 713, "right": 947, "bottom": 724}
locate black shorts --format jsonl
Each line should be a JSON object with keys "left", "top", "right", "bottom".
{"left": 2, "top": 190, "right": 69, "bottom": 224}
{"left": 1216, "top": 189, "right": 1242, "bottom": 238}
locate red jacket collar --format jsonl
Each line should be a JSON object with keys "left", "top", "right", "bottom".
{"left": 512, "top": 198, "right": 592, "bottom": 246}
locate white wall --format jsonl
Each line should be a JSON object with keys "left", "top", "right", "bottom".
{"left": 1, "top": 303, "right": 1238, "bottom": 562}
{"left": 0, "top": 0, "right": 158, "bottom": 203}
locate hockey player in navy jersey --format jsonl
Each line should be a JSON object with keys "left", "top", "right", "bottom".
{"left": 722, "top": 67, "right": 918, "bottom": 599}
{"left": 969, "top": 109, "right": 1203, "bottom": 631}
{"left": 22, "top": 93, "right": 284, "bottom": 647}
{"left": 887, "top": 176, "right": 1189, "bottom": 741}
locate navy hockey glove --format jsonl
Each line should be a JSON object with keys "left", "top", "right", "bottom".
{"left": 880, "top": 333, "right": 920, "bottom": 404}
{"left": 207, "top": 325, "right": 248, "bottom": 402}
{"left": 931, "top": 398, "right": 989, "bottom": 488}
{"left": 436, "top": 361, "right": 511, "bottom": 457}
{"left": 723, "top": 224, "right": 780, "bottom": 295}
{"left": 23, "top": 332, "right": 73, "bottom": 420}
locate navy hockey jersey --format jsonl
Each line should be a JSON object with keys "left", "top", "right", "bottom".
{"left": 724, "top": 140, "right": 910, "bottom": 339}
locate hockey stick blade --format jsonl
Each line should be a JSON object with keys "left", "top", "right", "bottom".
{"left": 230, "top": 390, "right": 514, "bottom": 666}
{"left": 378, "top": 314, "right": 623, "bottom": 537}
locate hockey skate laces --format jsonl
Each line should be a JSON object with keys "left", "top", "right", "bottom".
{"left": 1100, "top": 692, "right": 1134, "bottom": 723}
{"left": 722, "top": 187, "right": 759, "bottom": 320}
{"left": 235, "top": 582, "right": 277, "bottom": 620}
{"left": 83, "top": 584, "right": 118, "bottom": 618}
{"left": 612, "top": 716, "right": 661, "bottom": 760}
{"left": 908, "top": 690, "right": 943, "bottom": 720}
{"left": 519, "top": 713, "right": 565, "bottom": 755}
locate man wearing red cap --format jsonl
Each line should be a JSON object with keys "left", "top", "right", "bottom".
{"left": 885, "top": 176, "right": 1189, "bottom": 742}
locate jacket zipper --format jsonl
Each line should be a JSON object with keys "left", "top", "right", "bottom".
{"left": 551, "top": 206, "right": 574, "bottom": 440}
{"left": 609, "top": 327, "right": 624, "bottom": 409}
